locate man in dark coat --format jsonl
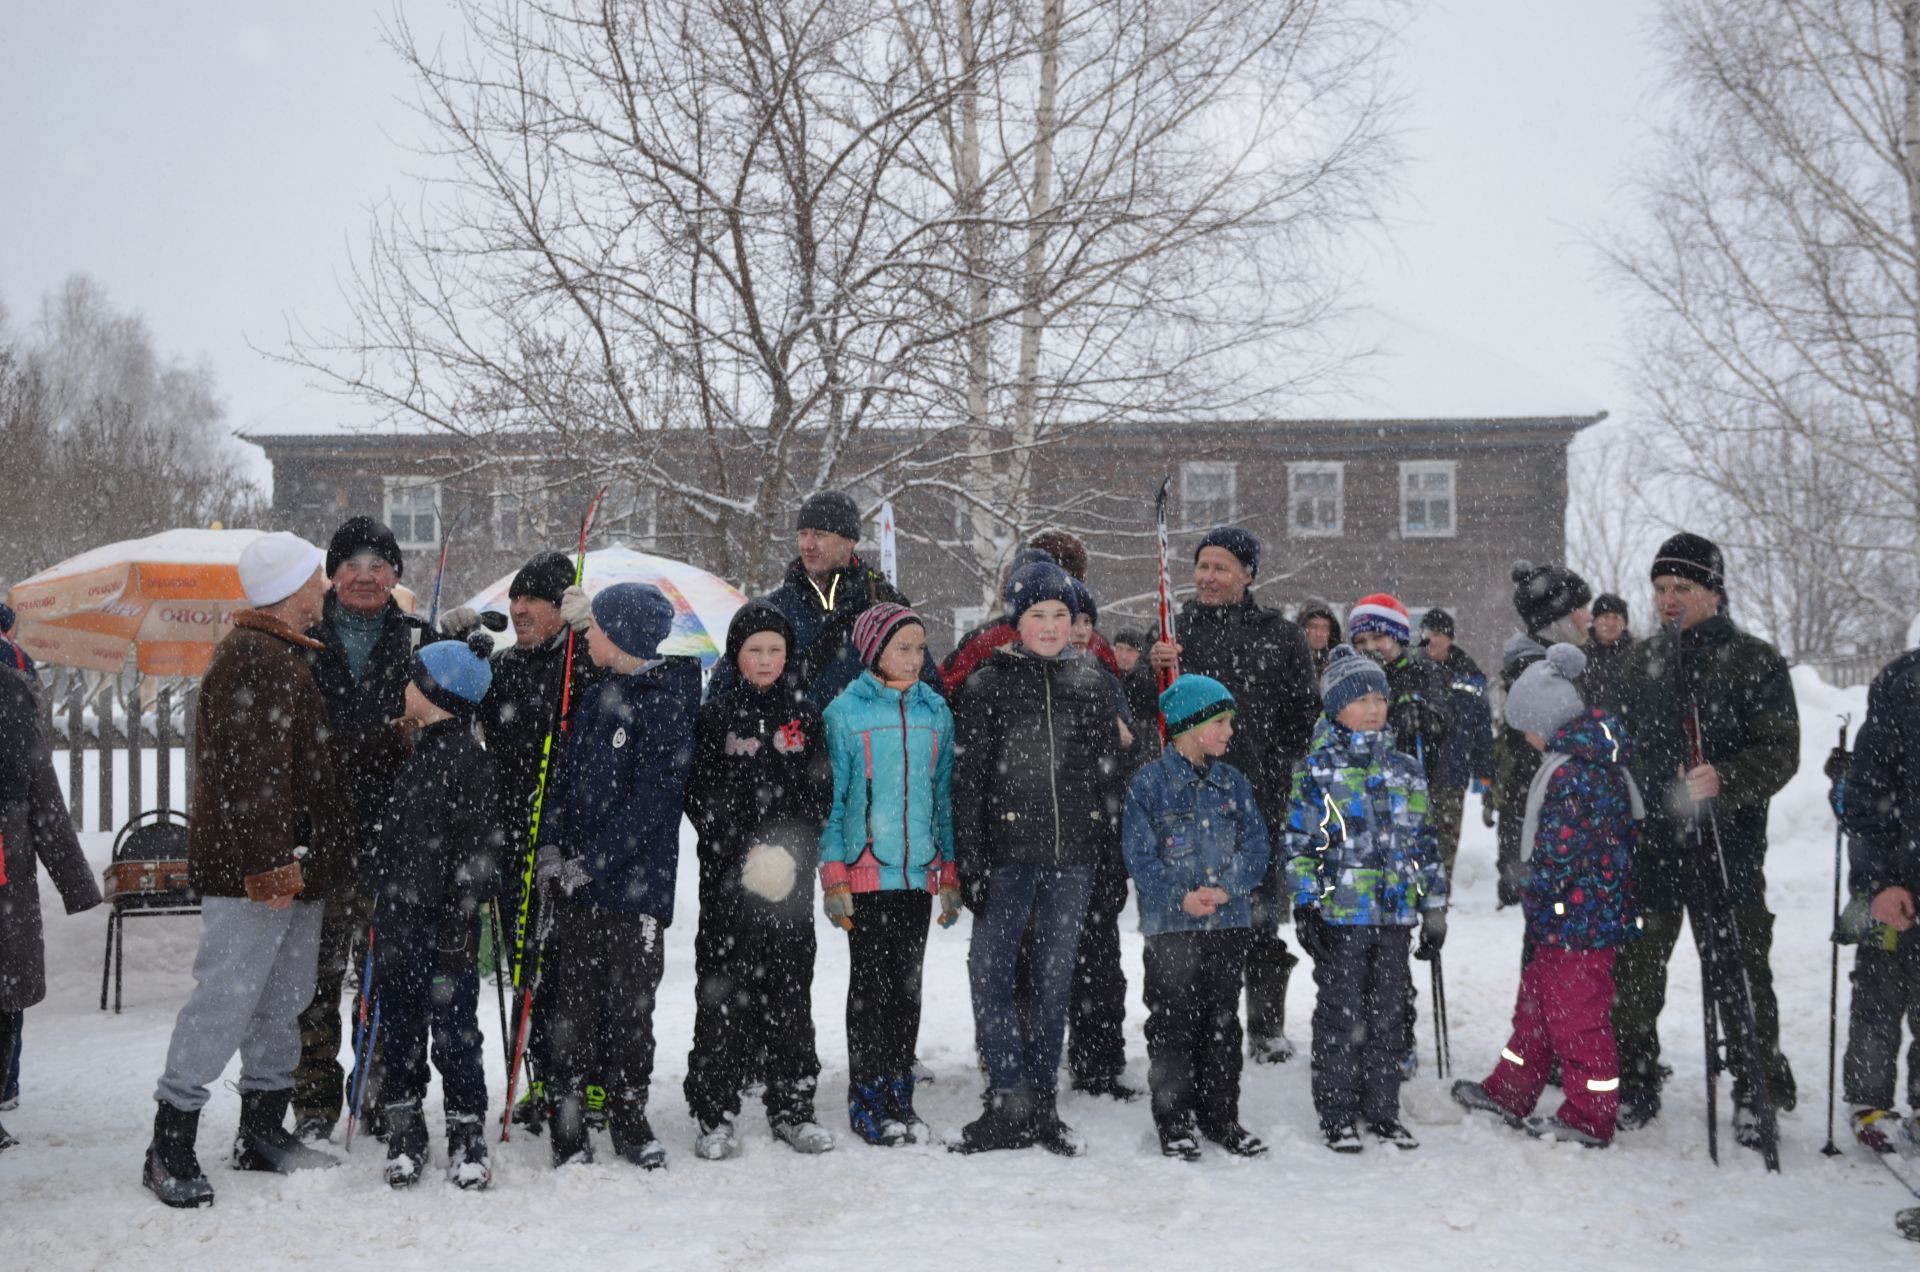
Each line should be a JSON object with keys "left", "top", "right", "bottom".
{"left": 707, "top": 491, "right": 937, "bottom": 707}
{"left": 1140, "top": 527, "right": 1319, "bottom": 1063}
{"left": 0, "top": 658, "right": 101, "bottom": 1153}
{"left": 291, "top": 516, "right": 440, "bottom": 1140}
{"left": 144, "top": 533, "right": 355, "bottom": 1207}
{"left": 1611, "top": 533, "right": 1800, "bottom": 1140}
{"left": 1415, "top": 607, "right": 1494, "bottom": 884}
{"left": 1581, "top": 592, "right": 1634, "bottom": 714}
{"left": 1493, "top": 560, "right": 1594, "bottom": 904}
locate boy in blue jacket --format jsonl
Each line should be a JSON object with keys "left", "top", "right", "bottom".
{"left": 1286, "top": 645, "right": 1448, "bottom": 1153}
{"left": 1122, "top": 674, "right": 1271, "bottom": 1161}
{"left": 535, "top": 583, "right": 700, "bottom": 1169}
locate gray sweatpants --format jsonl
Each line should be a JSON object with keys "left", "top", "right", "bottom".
{"left": 154, "top": 897, "right": 324, "bottom": 1113}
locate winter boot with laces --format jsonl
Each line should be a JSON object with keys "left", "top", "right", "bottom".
{"left": 1451, "top": 1080, "right": 1525, "bottom": 1129}
{"left": 1198, "top": 1120, "right": 1268, "bottom": 1158}
{"left": 1367, "top": 1119, "right": 1420, "bottom": 1150}
{"left": 1031, "top": 1090, "right": 1087, "bottom": 1158}
{"left": 1323, "top": 1120, "right": 1363, "bottom": 1153}
{"left": 1158, "top": 1112, "right": 1202, "bottom": 1162}
{"left": 1525, "top": 1115, "right": 1609, "bottom": 1148}
{"left": 1854, "top": 1106, "right": 1912, "bottom": 1156}
{"left": 232, "top": 1088, "right": 339, "bottom": 1173}
{"left": 548, "top": 1090, "right": 594, "bottom": 1168}
{"left": 446, "top": 1114, "right": 491, "bottom": 1190}
{"left": 382, "top": 1101, "right": 429, "bottom": 1188}
{"left": 848, "top": 1081, "right": 910, "bottom": 1147}
{"left": 695, "top": 1116, "right": 744, "bottom": 1161}
{"left": 610, "top": 1095, "right": 668, "bottom": 1171}
{"left": 884, "top": 1074, "right": 929, "bottom": 1143}
{"left": 950, "top": 1089, "right": 1038, "bottom": 1154}
{"left": 143, "top": 1102, "right": 215, "bottom": 1208}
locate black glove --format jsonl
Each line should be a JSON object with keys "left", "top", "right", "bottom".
{"left": 1825, "top": 745, "right": 1852, "bottom": 787}
{"left": 1497, "top": 860, "right": 1526, "bottom": 909}
{"left": 961, "top": 869, "right": 991, "bottom": 915}
{"left": 1414, "top": 908, "right": 1447, "bottom": 961}
{"left": 1293, "top": 905, "right": 1329, "bottom": 961}
{"left": 1480, "top": 793, "right": 1497, "bottom": 829}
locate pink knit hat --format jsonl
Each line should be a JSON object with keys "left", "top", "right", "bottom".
{"left": 853, "top": 602, "right": 923, "bottom": 670}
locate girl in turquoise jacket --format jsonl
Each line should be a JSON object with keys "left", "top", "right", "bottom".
{"left": 818, "top": 604, "right": 959, "bottom": 1145}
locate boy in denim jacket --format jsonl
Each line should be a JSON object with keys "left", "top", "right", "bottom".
{"left": 1286, "top": 645, "right": 1448, "bottom": 1153}
{"left": 1122, "top": 674, "right": 1271, "bottom": 1160}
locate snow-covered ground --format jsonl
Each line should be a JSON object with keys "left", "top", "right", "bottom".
{"left": 5, "top": 668, "right": 1914, "bottom": 1267}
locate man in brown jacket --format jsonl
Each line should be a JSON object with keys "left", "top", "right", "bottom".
{"left": 144, "top": 532, "right": 356, "bottom": 1208}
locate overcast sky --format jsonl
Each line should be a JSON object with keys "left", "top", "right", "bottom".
{"left": 0, "top": 0, "right": 1662, "bottom": 474}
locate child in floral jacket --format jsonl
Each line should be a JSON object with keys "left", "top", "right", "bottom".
{"left": 1286, "top": 645, "right": 1447, "bottom": 1153}
{"left": 1453, "top": 643, "right": 1641, "bottom": 1147}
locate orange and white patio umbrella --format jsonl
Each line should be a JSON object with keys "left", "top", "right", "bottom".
{"left": 6, "top": 529, "right": 415, "bottom": 677}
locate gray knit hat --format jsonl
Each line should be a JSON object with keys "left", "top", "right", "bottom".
{"left": 1505, "top": 643, "right": 1589, "bottom": 737}
{"left": 1320, "top": 643, "right": 1389, "bottom": 720}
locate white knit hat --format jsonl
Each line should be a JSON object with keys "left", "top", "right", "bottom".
{"left": 1505, "top": 642, "right": 1589, "bottom": 737}
{"left": 239, "top": 532, "right": 325, "bottom": 608}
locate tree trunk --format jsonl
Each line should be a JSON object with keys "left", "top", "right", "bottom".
{"left": 1008, "top": 0, "right": 1061, "bottom": 539}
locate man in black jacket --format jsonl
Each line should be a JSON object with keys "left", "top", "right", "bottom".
{"left": 1141, "top": 527, "right": 1319, "bottom": 1063}
{"left": 291, "top": 516, "right": 440, "bottom": 1140}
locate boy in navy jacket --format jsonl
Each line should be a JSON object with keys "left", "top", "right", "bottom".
{"left": 1122, "top": 674, "right": 1271, "bottom": 1160}
{"left": 536, "top": 583, "right": 700, "bottom": 1169}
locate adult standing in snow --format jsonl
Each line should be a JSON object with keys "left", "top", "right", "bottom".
{"left": 707, "top": 491, "right": 937, "bottom": 707}
{"left": 144, "top": 533, "right": 354, "bottom": 1207}
{"left": 1611, "top": 532, "right": 1799, "bottom": 1138}
{"left": 1581, "top": 593, "right": 1634, "bottom": 714}
{"left": 0, "top": 628, "right": 101, "bottom": 1154}
{"left": 1416, "top": 608, "right": 1494, "bottom": 884}
{"left": 1493, "top": 561, "right": 1593, "bottom": 906}
{"left": 1140, "top": 527, "right": 1320, "bottom": 1064}
{"left": 1297, "top": 599, "right": 1342, "bottom": 682}
{"left": 291, "top": 517, "right": 440, "bottom": 1141}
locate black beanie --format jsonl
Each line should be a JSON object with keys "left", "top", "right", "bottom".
{"left": 1650, "top": 532, "right": 1725, "bottom": 593}
{"left": 796, "top": 490, "right": 862, "bottom": 542}
{"left": 724, "top": 601, "right": 795, "bottom": 666}
{"left": 509, "top": 550, "right": 574, "bottom": 607}
{"left": 326, "top": 516, "right": 404, "bottom": 579}
{"left": 1420, "top": 607, "right": 1455, "bottom": 639}
{"left": 1592, "top": 592, "right": 1629, "bottom": 620}
{"left": 1511, "top": 560, "right": 1592, "bottom": 634}
{"left": 1195, "top": 526, "right": 1260, "bottom": 579}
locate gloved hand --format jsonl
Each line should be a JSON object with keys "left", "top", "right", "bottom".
{"left": 1292, "top": 904, "right": 1329, "bottom": 961}
{"left": 439, "top": 605, "right": 481, "bottom": 637}
{"left": 938, "top": 882, "right": 962, "bottom": 929}
{"left": 1480, "top": 793, "right": 1497, "bottom": 829}
{"left": 823, "top": 882, "right": 855, "bottom": 931}
{"left": 560, "top": 585, "right": 593, "bottom": 633}
{"left": 1497, "top": 860, "right": 1526, "bottom": 909}
{"left": 961, "top": 870, "right": 991, "bottom": 915}
{"left": 536, "top": 844, "right": 592, "bottom": 896}
{"left": 1824, "top": 745, "right": 1852, "bottom": 786}
{"left": 1415, "top": 908, "right": 1447, "bottom": 961}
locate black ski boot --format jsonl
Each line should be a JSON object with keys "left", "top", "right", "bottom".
{"left": 1032, "top": 1090, "right": 1087, "bottom": 1158}
{"left": 382, "top": 1102, "right": 428, "bottom": 1188}
{"left": 549, "top": 1090, "right": 594, "bottom": 1168}
{"left": 233, "top": 1088, "right": 339, "bottom": 1173}
{"left": 1198, "top": 1119, "right": 1268, "bottom": 1158}
{"left": 0, "top": 1119, "right": 15, "bottom": 1153}
{"left": 950, "top": 1089, "right": 1037, "bottom": 1154}
{"left": 446, "top": 1114, "right": 491, "bottom": 1190}
{"left": 143, "top": 1102, "right": 215, "bottom": 1208}
{"left": 1072, "top": 1074, "right": 1144, "bottom": 1103}
{"left": 610, "top": 1095, "right": 668, "bottom": 1171}
{"left": 1157, "top": 1112, "right": 1202, "bottom": 1162}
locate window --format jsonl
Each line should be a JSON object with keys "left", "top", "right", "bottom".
{"left": 1288, "top": 462, "right": 1343, "bottom": 538}
{"left": 1401, "top": 461, "right": 1457, "bottom": 538}
{"left": 1180, "top": 461, "right": 1237, "bottom": 529}
{"left": 953, "top": 604, "right": 990, "bottom": 644}
{"left": 383, "top": 478, "right": 441, "bottom": 550}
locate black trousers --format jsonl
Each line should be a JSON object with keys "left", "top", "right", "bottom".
{"left": 1144, "top": 928, "right": 1250, "bottom": 1131}
{"left": 845, "top": 890, "right": 932, "bottom": 1090}
{"left": 684, "top": 887, "right": 821, "bottom": 1126}
{"left": 541, "top": 907, "right": 666, "bottom": 1110}
{"left": 1246, "top": 857, "right": 1299, "bottom": 1043}
{"left": 1845, "top": 937, "right": 1920, "bottom": 1111}
{"left": 1067, "top": 861, "right": 1132, "bottom": 1084}
{"left": 1309, "top": 925, "right": 1412, "bottom": 1126}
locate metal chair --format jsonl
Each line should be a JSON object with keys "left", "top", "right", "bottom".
{"left": 100, "top": 809, "right": 197, "bottom": 1013}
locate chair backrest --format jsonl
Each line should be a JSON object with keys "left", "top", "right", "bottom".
{"left": 112, "top": 817, "right": 189, "bottom": 864}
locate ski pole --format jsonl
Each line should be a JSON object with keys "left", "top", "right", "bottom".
{"left": 1152, "top": 477, "right": 1176, "bottom": 741}
{"left": 488, "top": 899, "right": 514, "bottom": 1079}
{"left": 426, "top": 524, "right": 454, "bottom": 629}
{"left": 1823, "top": 715, "right": 1851, "bottom": 1158}
{"left": 1431, "top": 950, "right": 1450, "bottom": 1079}
{"left": 343, "top": 913, "right": 378, "bottom": 1150}
{"left": 347, "top": 996, "right": 383, "bottom": 1151}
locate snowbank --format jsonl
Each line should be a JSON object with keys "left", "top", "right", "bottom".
{"left": 3, "top": 666, "right": 1913, "bottom": 1268}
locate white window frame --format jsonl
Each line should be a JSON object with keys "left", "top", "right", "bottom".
{"left": 1400, "top": 460, "right": 1458, "bottom": 539}
{"left": 1180, "top": 461, "right": 1237, "bottom": 530}
{"left": 1287, "top": 462, "right": 1344, "bottom": 538}
{"left": 382, "top": 477, "right": 442, "bottom": 551}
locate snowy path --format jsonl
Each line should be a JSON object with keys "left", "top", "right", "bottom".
{"left": 3, "top": 669, "right": 1908, "bottom": 1268}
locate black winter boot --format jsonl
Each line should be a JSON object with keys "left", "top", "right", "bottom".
{"left": 447, "top": 1114, "right": 492, "bottom": 1190}
{"left": 548, "top": 1090, "right": 593, "bottom": 1168}
{"left": 0, "top": 1119, "right": 15, "bottom": 1153}
{"left": 950, "top": 1089, "right": 1037, "bottom": 1154}
{"left": 233, "top": 1088, "right": 339, "bottom": 1173}
{"left": 610, "top": 1093, "right": 667, "bottom": 1171}
{"left": 382, "top": 1102, "right": 429, "bottom": 1188}
{"left": 1031, "top": 1090, "right": 1087, "bottom": 1158}
{"left": 144, "top": 1102, "right": 215, "bottom": 1208}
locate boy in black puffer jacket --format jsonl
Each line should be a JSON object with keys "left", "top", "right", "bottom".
{"left": 951, "top": 562, "right": 1126, "bottom": 1156}
{"left": 366, "top": 634, "right": 505, "bottom": 1189}
{"left": 683, "top": 604, "right": 835, "bottom": 1160}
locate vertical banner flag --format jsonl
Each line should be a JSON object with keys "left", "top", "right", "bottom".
{"left": 879, "top": 500, "right": 898, "bottom": 586}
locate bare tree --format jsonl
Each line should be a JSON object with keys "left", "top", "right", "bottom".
{"left": 1604, "top": 0, "right": 1920, "bottom": 655}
